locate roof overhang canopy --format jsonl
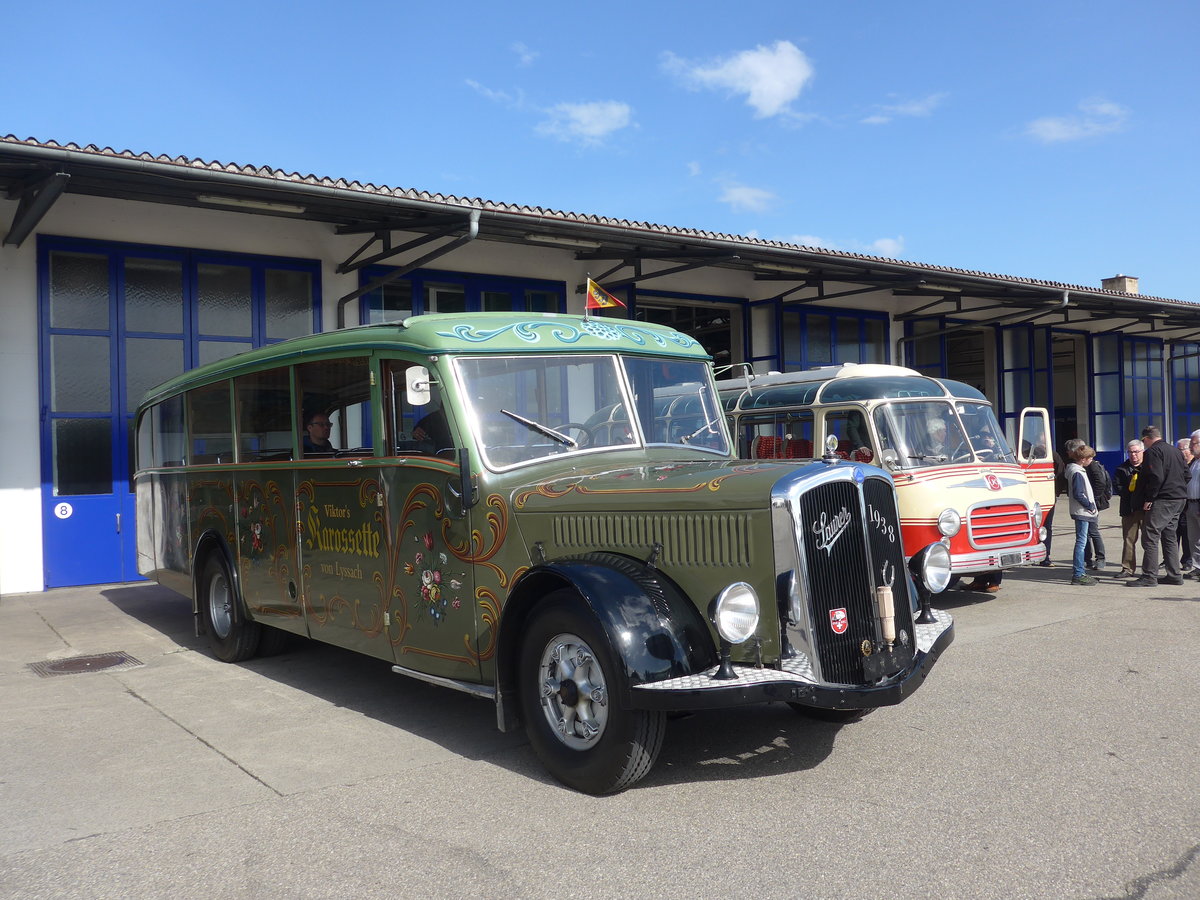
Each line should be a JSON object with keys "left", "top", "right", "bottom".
{"left": 2, "top": 136, "right": 1196, "bottom": 340}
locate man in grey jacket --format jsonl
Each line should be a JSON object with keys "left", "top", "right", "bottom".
{"left": 1131, "top": 425, "right": 1188, "bottom": 586}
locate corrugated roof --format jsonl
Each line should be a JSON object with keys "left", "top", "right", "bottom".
{"left": 0, "top": 134, "right": 1191, "bottom": 307}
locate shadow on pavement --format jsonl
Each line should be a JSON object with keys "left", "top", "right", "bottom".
{"left": 99, "top": 583, "right": 841, "bottom": 791}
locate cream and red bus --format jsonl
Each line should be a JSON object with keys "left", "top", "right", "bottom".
{"left": 720, "top": 364, "right": 1055, "bottom": 578}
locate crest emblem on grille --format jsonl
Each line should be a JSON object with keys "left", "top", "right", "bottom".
{"left": 830, "top": 608, "right": 848, "bottom": 634}
{"left": 984, "top": 473, "right": 1001, "bottom": 491}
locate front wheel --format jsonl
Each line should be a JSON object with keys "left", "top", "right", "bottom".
{"left": 199, "top": 552, "right": 261, "bottom": 662}
{"left": 519, "top": 590, "right": 665, "bottom": 794}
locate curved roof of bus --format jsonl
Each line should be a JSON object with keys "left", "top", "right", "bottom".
{"left": 138, "top": 312, "right": 709, "bottom": 408}
{"left": 718, "top": 363, "right": 990, "bottom": 410}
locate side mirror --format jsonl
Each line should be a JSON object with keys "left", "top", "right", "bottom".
{"left": 406, "top": 366, "right": 432, "bottom": 406}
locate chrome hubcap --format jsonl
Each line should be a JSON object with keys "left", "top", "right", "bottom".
{"left": 208, "top": 570, "right": 233, "bottom": 639}
{"left": 538, "top": 633, "right": 608, "bottom": 749}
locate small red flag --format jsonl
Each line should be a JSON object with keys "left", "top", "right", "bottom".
{"left": 586, "top": 278, "right": 626, "bottom": 310}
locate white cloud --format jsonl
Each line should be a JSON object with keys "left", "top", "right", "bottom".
{"left": 783, "top": 233, "right": 906, "bottom": 257}
{"left": 1026, "top": 98, "right": 1129, "bottom": 143}
{"left": 536, "top": 101, "right": 634, "bottom": 146}
{"left": 511, "top": 42, "right": 538, "bottom": 66}
{"left": 687, "top": 161, "right": 702, "bottom": 176}
{"left": 861, "top": 92, "right": 947, "bottom": 125}
{"left": 719, "top": 183, "right": 777, "bottom": 213}
{"left": 663, "top": 41, "right": 815, "bottom": 119}
{"left": 466, "top": 79, "right": 524, "bottom": 108}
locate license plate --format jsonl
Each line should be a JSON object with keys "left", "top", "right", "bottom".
{"left": 1000, "top": 552, "right": 1021, "bottom": 567}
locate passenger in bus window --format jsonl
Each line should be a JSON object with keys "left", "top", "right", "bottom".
{"left": 303, "top": 411, "right": 335, "bottom": 455}
{"left": 926, "top": 419, "right": 948, "bottom": 457}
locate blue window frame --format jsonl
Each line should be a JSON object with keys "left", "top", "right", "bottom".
{"left": 359, "top": 266, "right": 565, "bottom": 323}
{"left": 37, "top": 235, "right": 320, "bottom": 588}
{"left": 782, "top": 307, "right": 888, "bottom": 372}
{"left": 1170, "top": 342, "right": 1200, "bottom": 440}
{"left": 1123, "top": 336, "right": 1165, "bottom": 441}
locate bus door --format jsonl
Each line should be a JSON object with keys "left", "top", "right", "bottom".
{"left": 231, "top": 366, "right": 307, "bottom": 638}
{"left": 294, "top": 356, "right": 396, "bottom": 661}
{"left": 379, "top": 359, "right": 482, "bottom": 683}
{"left": 1016, "top": 407, "right": 1055, "bottom": 513}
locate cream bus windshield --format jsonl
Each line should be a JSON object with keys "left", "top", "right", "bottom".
{"left": 873, "top": 400, "right": 1009, "bottom": 468}
{"left": 455, "top": 354, "right": 728, "bottom": 468}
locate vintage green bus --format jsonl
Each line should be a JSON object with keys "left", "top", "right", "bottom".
{"left": 134, "top": 312, "right": 954, "bottom": 793}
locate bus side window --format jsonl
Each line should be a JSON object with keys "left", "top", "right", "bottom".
{"left": 235, "top": 366, "right": 294, "bottom": 462}
{"left": 296, "top": 357, "right": 374, "bottom": 458}
{"left": 824, "top": 409, "right": 873, "bottom": 462}
{"left": 187, "top": 380, "right": 233, "bottom": 464}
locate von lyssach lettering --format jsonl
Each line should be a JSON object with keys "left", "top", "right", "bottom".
{"left": 813, "top": 507, "right": 853, "bottom": 555}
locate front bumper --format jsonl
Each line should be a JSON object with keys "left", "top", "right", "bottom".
{"left": 950, "top": 542, "right": 1045, "bottom": 575}
{"left": 629, "top": 609, "right": 954, "bottom": 711}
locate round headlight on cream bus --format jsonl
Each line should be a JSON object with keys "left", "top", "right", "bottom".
{"left": 710, "top": 582, "right": 760, "bottom": 644}
{"left": 937, "top": 508, "right": 961, "bottom": 537}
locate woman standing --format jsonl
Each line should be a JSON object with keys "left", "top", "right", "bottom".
{"left": 1066, "top": 444, "right": 1100, "bottom": 586}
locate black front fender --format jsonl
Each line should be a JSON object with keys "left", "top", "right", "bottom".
{"left": 496, "top": 552, "right": 718, "bottom": 726}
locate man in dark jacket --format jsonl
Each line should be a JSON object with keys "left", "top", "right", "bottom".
{"left": 1131, "top": 425, "right": 1188, "bottom": 586}
{"left": 1113, "top": 439, "right": 1144, "bottom": 576}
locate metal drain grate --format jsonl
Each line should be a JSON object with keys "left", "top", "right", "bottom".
{"left": 27, "top": 651, "right": 143, "bottom": 678}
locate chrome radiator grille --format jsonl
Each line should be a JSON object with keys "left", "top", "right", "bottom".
{"left": 797, "top": 476, "right": 913, "bottom": 685}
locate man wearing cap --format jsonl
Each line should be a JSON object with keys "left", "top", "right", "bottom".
{"left": 1130, "top": 425, "right": 1188, "bottom": 587}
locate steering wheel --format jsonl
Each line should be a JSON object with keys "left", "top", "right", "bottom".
{"left": 948, "top": 441, "right": 974, "bottom": 463}
{"left": 554, "top": 422, "right": 594, "bottom": 448}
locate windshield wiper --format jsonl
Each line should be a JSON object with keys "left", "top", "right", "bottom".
{"left": 500, "top": 409, "right": 578, "bottom": 447}
{"left": 907, "top": 453, "right": 947, "bottom": 462}
{"left": 680, "top": 388, "right": 720, "bottom": 444}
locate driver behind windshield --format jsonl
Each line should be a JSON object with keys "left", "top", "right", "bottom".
{"left": 926, "top": 418, "right": 949, "bottom": 457}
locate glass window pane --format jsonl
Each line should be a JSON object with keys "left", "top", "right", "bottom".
{"left": 199, "top": 341, "right": 252, "bottom": 366}
{"left": 1094, "top": 373, "right": 1120, "bottom": 413}
{"left": 1094, "top": 335, "right": 1119, "bottom": 373}
{"left": 781, "top": 316, "right": 802, "bottom": 368}
{"left": 296, "top": 357, "right": 373, "bottom": 456}
{"left": 525, "top": 290, "right": 559, "bottom": 313}
{"left": 265, "top": 269, "right": 313, "bottom": 340}
{"left": 863, "top": 318, "right": 885, "bottom": 363}
{"left": 51, "top": 334, "right": 110, "bottom": 412}
{"left": 426, "top": 283, "right": 466, "bottom": 314}
{"left": 125, "top": 257, "right": 183, "bottom": 333}
{"left": 807, "top": 315, "right": 832, "bottom": 365}
{"left": 1004, "top": 370, "right": 1030, "bottom": 409}
{"left": 126, "top": 338, "right": 184, "bottom": 413}
{"left": 1003, "top": 328, "right": 1029, "bottom": 368}
{"left": 236, "top": 367, "right": 294, "bottom": 461}
{"left": 53, "top": 418, "right": 112, "bottom": 495}
{"left": 835, "top": 316, "right": 859, "bottom": 364}
{"left": 147, "top": 395, "right": 186, "bottom": 468}
{"left": 482, "top": 290, "right": 511, "bottom": 312}
{"left": 364, "top": 281, "right": 413, "bottom": 324}
{"left": 188, "top": 381, "right": 233, "bottom": 464}
{"left": 1094, "top": 413, "right": 1121, "bottom": 452}
{"left": 50, "top": 251, "right": 109, "bottom": 330}
{"left": 198, "top": 263, "right": 252, "bottom": 335}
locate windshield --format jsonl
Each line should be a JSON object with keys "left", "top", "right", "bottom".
{"left": 873, "top": 400, "right": 1014, "bottom": 468}
{"left": 873, "top": 401, "right": 971, "bottom": 468}
{"left": 455, "top": 354, "right": 729, "bottom": 469}
{"left": 955, "top": 402, "right": 1016, "bottom": 463}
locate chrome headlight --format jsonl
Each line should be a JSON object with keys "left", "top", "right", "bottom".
{"left": 710, "top": 582, "right": 760, "bottom": 644}
{"left": 937, "top": 508, "right": 961, "bottom": 537}
{"left": 909, "top": 542, "right": 953, "bottom": 594}
{"left": 1032, "top": 502, "right": 1042, "bottom": 523}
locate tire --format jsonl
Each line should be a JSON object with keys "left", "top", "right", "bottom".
{"left": 199, "top": 552, "right": 261, "bottom": 663}
{"left": 519, "top": 590, "right": 666, "bottom": 794}
{"left": 256, "top": 625, "right": 291, "bottom": 657}
{"left": 788, "top": 703, "right": 875, "bottom": 723}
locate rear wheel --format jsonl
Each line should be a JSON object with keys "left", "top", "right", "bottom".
{"left": 199, "top": 552, "right": 261, "bottom": 662}
{"left": 519, "top": 590, "right": 665, "bottom": 794}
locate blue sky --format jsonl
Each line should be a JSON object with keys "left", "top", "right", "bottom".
{"left": 7, "top": 0, "right": 1198, "bottom": 300}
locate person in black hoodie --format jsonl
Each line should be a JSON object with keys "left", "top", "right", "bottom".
{"left": 1083, "top": 453, "right": 1112, "bottom": 569}
{"left": 1113, "top": 439, "right": 1145, "bottom": 577}
{"left": 1131, "top": 425, "right": 1188, "bottom": 587}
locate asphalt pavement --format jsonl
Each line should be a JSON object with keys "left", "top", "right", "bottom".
{"left": 1, "top": 501, "right": 1198, "bottom": 899}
